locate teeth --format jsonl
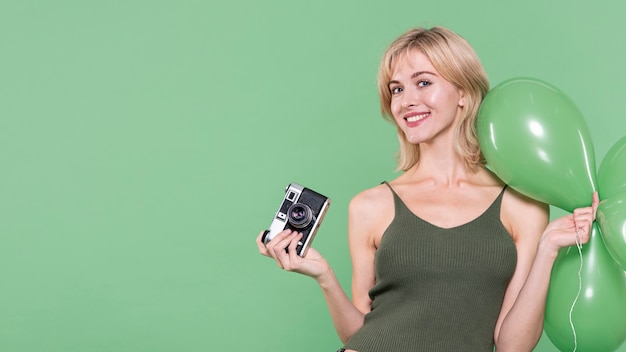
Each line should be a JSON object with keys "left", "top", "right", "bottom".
{"left": 406, "top": 113, "right": 428, "bottom": 123}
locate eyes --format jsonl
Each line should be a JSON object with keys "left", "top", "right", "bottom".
{"left": 389, "top": 80, "right": 431, "bottom": 95}
{"left": 390, "top": 86, "right": 403, "bottom": 95}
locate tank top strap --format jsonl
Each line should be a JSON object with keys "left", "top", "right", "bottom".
{"left": 496, "top": 184, "right": 508, "bottom": 202}
{"left": 380, "top": 181, "right": 410, "bottom": 216}
{"left": 381, "top": 181, "right": 403, "bottom": 203}
{"left": 381, "top": 180, "right": 398, "bottom": 196}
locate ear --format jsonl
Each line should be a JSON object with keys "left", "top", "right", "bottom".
{"left": 458, "top": 89, "right": 466, "bottom": 107}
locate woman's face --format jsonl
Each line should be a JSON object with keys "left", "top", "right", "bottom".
{"left": 388, "top": 50, "right": 465, "bottom": 146}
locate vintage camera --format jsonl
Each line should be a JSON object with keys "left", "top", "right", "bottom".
{"left": 262, "top": 183, "right": 331, "bottom": 257}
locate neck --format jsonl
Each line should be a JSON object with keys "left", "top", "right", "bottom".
{"left": 407, "top": 143, "right": 481, "bottom": 187}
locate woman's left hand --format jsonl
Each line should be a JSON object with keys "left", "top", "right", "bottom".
{"left": 540, "top": 192, "right": 600, "bottom": 253}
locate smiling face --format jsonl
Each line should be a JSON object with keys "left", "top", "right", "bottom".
{"left": 388, "top": 49, "right": 465, "bottom": 146}
{"left": 376, "top": 27, "right": 490, "bottom": 171}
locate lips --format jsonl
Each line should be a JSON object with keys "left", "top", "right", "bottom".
{"left": 404, "top": 112, "right": 430, "bottom": 126}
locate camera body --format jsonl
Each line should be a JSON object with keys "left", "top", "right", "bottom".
{"left": 262, "top": 183, "right": 331, "bottom": 257}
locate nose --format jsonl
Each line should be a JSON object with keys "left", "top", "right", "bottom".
{"left": 401, "top": 97, "right": 415, "bottom": 108}
{"left": 401, "top": 89, "right": 417, "bottom": 108}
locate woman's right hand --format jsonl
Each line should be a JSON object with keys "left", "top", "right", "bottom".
{"left": 256, "top": 229, "right": 330, "bottom": 280}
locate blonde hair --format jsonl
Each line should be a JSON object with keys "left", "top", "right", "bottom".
{"left": 377, "top": 27, "right": 490, "bottom": 171}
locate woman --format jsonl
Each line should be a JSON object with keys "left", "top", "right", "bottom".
{"left": 257, "top": 26, "right": 598, "bottom": 352}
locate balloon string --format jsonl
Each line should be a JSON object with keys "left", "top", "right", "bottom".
{"left": 569, "top": 230, "right": 583, "bottom": 352}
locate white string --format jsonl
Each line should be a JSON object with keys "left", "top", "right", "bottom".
{"left": 568, "top": 230, "right": 583, "bottom": 352}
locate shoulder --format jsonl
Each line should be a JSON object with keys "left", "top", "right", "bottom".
{"left": 479, "top": 167, "right": 549, "bottom": 241}
{"left": 501, "top": 187, "right": 549, "bottom": 242}
{"left": 349, "top": 182, "right": 393, "bottom": 214}
{"left": 348, "top": 182, "right": 395, "bottom": 247}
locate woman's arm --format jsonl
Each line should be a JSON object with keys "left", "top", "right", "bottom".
{"left": 256, "top": 188, "right": 383, "bottom": 343}
{"left": 494, "top": 191, "right": 599, "bottom": 351}
{"left": 257, "top": 230, "right": 364, "bottom": 342}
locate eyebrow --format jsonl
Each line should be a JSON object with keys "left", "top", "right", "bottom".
{"left": 411, "top": 71, "right": 435, "bottom": 79}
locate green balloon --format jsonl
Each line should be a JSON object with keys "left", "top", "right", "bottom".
{"left": 598, "top": 135, "right": 626, "bottom": 199}
{"left": 597, "top": 189, "right": 626, "bottom": 271}
{"left": 477, "top": 77, "right": 597, "bottom": 212}
{"left": 545, "top": 224, "right": 626, "bottom": 352}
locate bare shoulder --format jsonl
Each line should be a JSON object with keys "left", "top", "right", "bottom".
{"left": 501, "top": 187, "right": 549, "bottom": 242}
{"left": 350, "top": 183, "right": 393, "bottom": 212}
{"left": 348, "top": 184, "right": 393, "bottom": 218}
{"left": 348, "top": 183, "right": 395, "bottom": 247}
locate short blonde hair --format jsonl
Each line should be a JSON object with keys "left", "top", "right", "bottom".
{"left": 377, "top": 27, "right": 490, "bottom": 171}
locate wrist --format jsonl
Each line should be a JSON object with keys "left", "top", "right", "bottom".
{"left": 315, "top": 267, "right": 337, "bottom": 289}
{"left": 537, "top": 237, "right": 560, "bottom": 262}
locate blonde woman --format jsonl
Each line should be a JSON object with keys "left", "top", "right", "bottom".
{"left": 257, "top": 26, "right": 598, "bottom": 352}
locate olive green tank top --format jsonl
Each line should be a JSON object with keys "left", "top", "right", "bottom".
{"left": 343, "top": 182, "right": 517, "bottom": 351}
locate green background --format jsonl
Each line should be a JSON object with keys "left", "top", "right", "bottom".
{"left": 1, "top": 0, "right": 624, "bottom": 351}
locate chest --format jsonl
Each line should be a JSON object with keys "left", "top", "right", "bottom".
{"left": 374, "top": 195, "right": 517, "bottom": 284}
{"left": 394, "top": 188, "right": 500, "bottom": 230}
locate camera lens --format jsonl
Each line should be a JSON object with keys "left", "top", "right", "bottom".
{"left": 287, "top": 203, "right": 314, "bottom": 228}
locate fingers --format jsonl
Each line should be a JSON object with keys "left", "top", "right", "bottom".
{"left": 569, "top": 192, "right": 600, "bottom": 243}
{"left": 592, "top": 191, "right": 600, "bottom": 219}
{"left": 572, "top": 208, "right": 594, "bottom": 245}
{"left": 281, "top": 233, "right": 304, "bottom": 271}
{"left": 270, "top": 232, "right": 298, "bottom": 267}
{"left": 257, "top": 229, "right": 303, "bottom": 270}
{"left": 256, "top": 231, "right": 270, "bottom": 255}
{"left": 263, "top": 230, "right": 292, "bottom": 264}
{"left": 287, "top": 232, "right": 303, "bottom": 258}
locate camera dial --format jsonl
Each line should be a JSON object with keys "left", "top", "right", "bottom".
{"left": 287, "top": 203, "right": 315, "bottom": 228}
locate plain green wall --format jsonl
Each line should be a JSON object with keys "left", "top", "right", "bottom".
{"left": 1, "top": 0, "right": 624, "bottom": 351}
